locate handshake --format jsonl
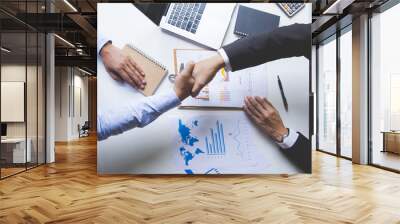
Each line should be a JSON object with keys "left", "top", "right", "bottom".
{"left": 173, "top": 53, "right": 225, "bottom": 101}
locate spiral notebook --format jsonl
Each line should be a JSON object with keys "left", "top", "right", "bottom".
{"left": 122, "top": 44, "right": 168, "bottom": 96}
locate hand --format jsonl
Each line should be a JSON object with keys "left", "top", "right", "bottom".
{"left": 244, "top": 96, "right": 288, "bottom": 142}
{"left": 174, "top": 61, "right": 195, "bottom": 101}
{"left": 100, "top": 42, "right": 146, "bottom": 90}
{"left": 191, "top": 53, "right": 225, "bottom": 97}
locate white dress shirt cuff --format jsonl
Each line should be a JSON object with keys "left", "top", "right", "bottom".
{"left": 98, "top": 37, "right": 111, "bottom": 55}
{"left": 217, "top": 48, "right": 232, "bottom": 72}
{"left": 276, "top": 129, "right": 299, "bottom": 149}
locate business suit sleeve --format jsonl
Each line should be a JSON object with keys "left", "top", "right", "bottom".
{"left": 222, "top": 23, "right": 311, "bottom": 71}
{"left": 280, "top": 133, "right": 311, "bottom": 173}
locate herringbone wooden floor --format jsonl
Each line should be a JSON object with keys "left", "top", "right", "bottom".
{"left": 1, "top": 135, "right": 400, "bottom": 224}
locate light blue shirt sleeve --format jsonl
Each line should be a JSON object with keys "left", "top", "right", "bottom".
{"left": 97, "top": 89, "right": 181, "bottom": 141}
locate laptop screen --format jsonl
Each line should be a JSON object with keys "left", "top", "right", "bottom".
{"left": 133, "top": 3, "right": 169, "bottom": 25}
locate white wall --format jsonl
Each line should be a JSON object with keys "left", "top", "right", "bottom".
{"left": 1, "top": 65, "right": 41, "bottom": 138}
{"left": 73, "top": 73, "right": 89, "bottom": 137}
{"left": 54, "top": 67, "right": 89, "bottom": 141}
{"left": 55, "top": 67, "right": 69, "bottom": 141}
{"left": 1, "top": 65, "right": 26, "bottom": 130}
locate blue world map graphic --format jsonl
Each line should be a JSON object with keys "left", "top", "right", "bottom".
{"left": 177, "top": 119, "right": 221, "bottom": 174}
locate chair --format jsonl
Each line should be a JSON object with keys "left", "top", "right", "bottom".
{"left": 79, "top": 121, "right": 90, "bottom": 138}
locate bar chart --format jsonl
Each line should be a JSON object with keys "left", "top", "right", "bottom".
{"left": 205, "top": 121, "right": 226, "bottom": 155}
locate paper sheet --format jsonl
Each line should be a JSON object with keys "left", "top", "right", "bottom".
{"left": 168, "top": 115, "right": 269, "bottom": 174}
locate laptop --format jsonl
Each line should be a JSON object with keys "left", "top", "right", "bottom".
{"left": 134, "top": 3, "right": 236, "bottom": 49}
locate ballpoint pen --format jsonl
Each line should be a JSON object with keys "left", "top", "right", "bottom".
{"left": 277, "top": 75, "right": 288, "bottom": 111}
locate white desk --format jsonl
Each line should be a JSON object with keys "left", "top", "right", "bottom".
{"left": 1, "top": 138, "right": 31, "bottom": 163}
{"left": 97, "top": 3, "right": 311, "bottom": 174}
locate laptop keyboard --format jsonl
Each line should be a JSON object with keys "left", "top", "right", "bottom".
{"left": 167, "top": 3, "right": 206, "bottom": 34}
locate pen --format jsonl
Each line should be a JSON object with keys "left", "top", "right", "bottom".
{"left": 277, "top": 75, "right": 288, "bottom": 111}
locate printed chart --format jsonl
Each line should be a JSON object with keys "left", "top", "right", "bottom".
{"left": 171, "top": 115, "right": 268, "bottom": 174}
{"left": 205, "top": 120, "right": 226, "bottom": 155}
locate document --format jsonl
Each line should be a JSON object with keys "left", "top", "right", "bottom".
{"left": 174, "top": 49, "right": 267, "bottom": 108}
{"left": 168, "top": 115, "right": 269, "bottom": 174}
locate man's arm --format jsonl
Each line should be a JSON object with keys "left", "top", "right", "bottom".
{"left": 281, "top": 133, "right": 311, "bottom": 173}
{"left": 191, "top": 23, "right": 311, "bottom": 96}
{"left": 97, "top": 89, "right": 180, "bottom": 141}
{"left": 222, "top": 23, "right": 311, "bottom": 71}
{"left": 243, "top": 96, "right": 311, "bottom": 173}
{"left": 97, "top": 62, "right": 195, "bottom": 141}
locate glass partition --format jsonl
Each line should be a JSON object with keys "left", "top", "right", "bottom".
{"left": 1, "top": 31, "right": 28, "bottom": 177}
{"left": 317, "top": 36, "right": 337, "bottom": 155}
{"left": 0, "top": 1, "right": 46, "bottom": 179}
{"left": 339, "top": 26, "right": 352, "bottom": 158}
{"left": 370, "top": 3, "right": 400, "bottom": 171}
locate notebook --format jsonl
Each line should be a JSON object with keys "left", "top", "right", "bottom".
{"left": 122, "top": 44, "right": 168, "bottom": 96}
{"left": 234, "top": 5, "right": 280, "bottom": 37}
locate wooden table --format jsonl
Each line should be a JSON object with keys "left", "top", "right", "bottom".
{"left": 382, "top": 131, "right": 400, "bottom": 154}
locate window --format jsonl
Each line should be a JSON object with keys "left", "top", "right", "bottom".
{"left": 390, "top": 74, "right": 400, "bottom": 130}
{"left": 370, "top": 2, "right": 400, "bottom": 171}
{"left": 339, "top": 27, "right": 352, "bottom": 158}
{"left": 317, "top": 36, "right": 337, "bottom": 154}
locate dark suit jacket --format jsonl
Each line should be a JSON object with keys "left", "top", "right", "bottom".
{"left": 282, "top": 133, "right": 311, "bottom": 173}
{"left": 222, "top": 23, "right": 311, "bottom": 71}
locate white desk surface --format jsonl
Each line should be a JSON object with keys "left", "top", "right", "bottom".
{"left": 97, "top": 3, "right": 311, "bottom": 174}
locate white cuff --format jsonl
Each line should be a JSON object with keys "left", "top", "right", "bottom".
{"left": 98, "top": 37, "right": 111, "bottom": 55}
{"left": 276, "top": 129, "right": 299, "bottom": 149}
{"left": 217, "top": 48, "right": 232, "bottom": 72}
